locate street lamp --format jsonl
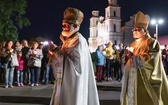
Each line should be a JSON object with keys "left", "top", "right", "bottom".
{"left": 150, "top": 19, "right": 164, "bottom": 40}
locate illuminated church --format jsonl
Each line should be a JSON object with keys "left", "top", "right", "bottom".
{"left": 88, "top": 0, "right": 123, "bottom": 52}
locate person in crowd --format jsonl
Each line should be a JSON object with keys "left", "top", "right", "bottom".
{"left": 50, "top": 7, "right": 100, "bottom": 105}
{"left": 104, "top": 42, "right": 115, "bottom": 81}
{"left": 115, "top": 43, "right": 124, "bottom": 82}
{"left": 112, "top": 44, "right": 118, "bottom": 78}
{"left": 95, "top": 45, "right": 105, "bottom": 82}
{"left": 21, "top": 39, "right": 30, "bottom": 85}
{"left": 1, "top": 41, "right": 16, "bottom": 88}
{"left": 40, "top": 41, "right": 56, "bottom": 85}
{"left": 120, "top": 11, "right": 168, "bottom": 105}
{"left": 38, "top": 43, "right": 44, "bottom": 82}
{"left": 101, "top": 47, "right": 107, "bottom": 80}
{"left": 39, "top": 43, "right": 50, "bottom": 84}
{"left": 121, "top": 46, "right": 129, "bottom": 66}
{"left": 13, "top": 41, "right": 22, "bottom": 83}
{"left": 16, "top": 51, "right": 24, "bottom": 86}
{"left": 26, "top": 41, "right": 43, "bottom": 86}
{"left": 90, "top": 51, "right": 97, "bottom": 74}
{"left": 0, "top": 52, "right": 3, "bottom": 81}
{"left": 14, "top": 41, "right": 22, "bottom": 52}
{"left": 0, "top": 41, "right": 6, "bottom": 83}
{"left": 162, "top": 44, "right": 168, "bottom": 75}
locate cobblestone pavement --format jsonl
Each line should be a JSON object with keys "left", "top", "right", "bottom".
{"left": 0, "top": 80, "right": 121, "bottom": 105}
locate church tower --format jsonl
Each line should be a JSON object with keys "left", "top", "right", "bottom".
{"left": 104, "top": 0, "right": 123, "bottom": 45}
{"left": 88, "top": 0, "right": 123, "bottom": 52}
{"left": 89, "top": 9, "right": 99, "bottom": 38}
{"left": 88, "top": 9, "right": 100, "bottom": 52}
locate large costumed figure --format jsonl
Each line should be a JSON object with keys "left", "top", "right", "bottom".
{"left": 120, "top": 11, "right": 168, "bottom": 105}
{"left": 50, "top": 7, "right": 100, "bottom": 105}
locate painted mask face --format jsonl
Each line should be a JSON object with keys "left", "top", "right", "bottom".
{"left": 132, "top": 28, "right": 145, "bottom": 39}
{"left": 61, "top": 22, "right": 78, "bottom": 38}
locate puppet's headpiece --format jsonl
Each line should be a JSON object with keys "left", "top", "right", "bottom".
{"left": 63, "top": 7, "right": 84, "bottom": 26}
{"left": 134, "top": 11, "right": 150, "bottom": 29}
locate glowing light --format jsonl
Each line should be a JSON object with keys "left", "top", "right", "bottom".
{"left": 43, "top": 41, "right": 49, "bottom": 45}
{"left": 41, "top": 41, "right": 49, "bottom": 45}
{"left": 158, "top": 19, "right": 164, "bottom": 24}
{"left": 150, "top": 18, "right": 164, "bottom": 40}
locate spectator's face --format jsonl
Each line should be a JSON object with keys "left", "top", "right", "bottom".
{"left": 22, "top": 40, "right": 28, "bottom": 47}
{"left": 7, "top": 41, "right": 13, "bottom": 48}
{"left": 32, "top": 43, "right": 38, "bottom": 49}
{"left": 107, "top": 43, "right": 112, "bottom": 48}
{"left": 39, "top": 45, "right": 43, "bottom": 49}
{"left": 119, "top": 43, "right": 123, "bottom": 48}
{"left": 165, "top": 45, "right": 168, "bottom": 50}
{"left": 100, "top": 46, "right": 104, "bottom": 50}
{"left": 18, "top": 52, "right": 22, "bottom": 56}
{"left": 15, "top": 42, "right": 20, "bottom": 47}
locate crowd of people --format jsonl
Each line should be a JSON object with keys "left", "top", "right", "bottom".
{"left": 0, "top": 39, "right": 57, "bottom": 88}
{"left": 94, "top": 42, "right": 125, "bottom": 82}
{"left": 93, "top": 41, "right": 168, "bottom": 84}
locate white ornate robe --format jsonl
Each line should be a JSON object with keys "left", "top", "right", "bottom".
{"left": 50, "top": 32, "right": 100, "bottom": 105}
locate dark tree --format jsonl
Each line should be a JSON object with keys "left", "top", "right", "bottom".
{"left": 0, "top": 0, "right": 30, "bottom": 42}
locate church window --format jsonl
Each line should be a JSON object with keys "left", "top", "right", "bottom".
{"left": 114, "top": 11, "right": 116, "bottom": 17}
{"left": 114, "top": 24, "right": 116, "bottom": 32}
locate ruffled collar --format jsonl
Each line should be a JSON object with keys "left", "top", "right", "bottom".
{"left": 60, "top": 32, "right": 79, "bottom": 51}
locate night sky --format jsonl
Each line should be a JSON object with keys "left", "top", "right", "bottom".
{"left": 19, "top": 0, "right": 168, "bottom": 44}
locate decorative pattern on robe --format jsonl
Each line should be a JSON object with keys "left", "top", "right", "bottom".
{"left": 50, "top": 51, "right": 63, "bottom": 105}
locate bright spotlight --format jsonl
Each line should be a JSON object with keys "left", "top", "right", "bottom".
{"left": 158, "top": 19, "right": 163, "bottom": 24}
{"left": 150, "top": 18, "right": 164, "bottom": 40}
{"left": 151, "top": 19, "right": 156, "bottom": 25}
{"left": 43, "top": 41, "right": 49, "bottom": 45}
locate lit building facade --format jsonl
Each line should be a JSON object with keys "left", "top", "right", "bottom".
{"left": 88, "top": 0, "right": 123, "bottom": 52}
{"left": 123, "top": 15, "right": 135, "bottom": 46}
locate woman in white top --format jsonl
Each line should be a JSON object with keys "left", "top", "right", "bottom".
{"left": 26, "top": 41, "right": 43, "bottom": 86}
